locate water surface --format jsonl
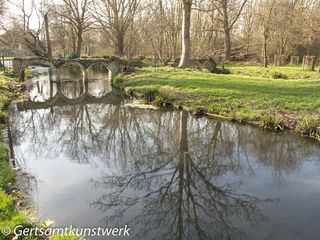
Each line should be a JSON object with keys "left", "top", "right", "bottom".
{"left": 9, "top": 66, "right": 320, "bottom": 240}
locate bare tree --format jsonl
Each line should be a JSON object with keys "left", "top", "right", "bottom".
{"left": 4, "top": 0, "right": 49, "bottom": 57}
{"left": 7, "top": 0, "right": 34, "bottom": 31}
{"left": 242, "top": 0, "right": 258, "bottom": 54}
{"left": 256, "top": 0, "right": 276, "bottom": 67}
{"left": 43, "top": 12, "right": 52, "bottom": 60}
{"left": 36, "top": 0, "right": 53, "bottom": 60}
{"left": 221, "top": 0, "right": 248, "bottom": 60}
{"left": 197, "top": 0, "right": 247, "bottom": 60}
{"left": 55, "top": 0, "right": 94, "bottom": 58}
{"left": 178, "top": 0, "right": 192, "bottom": 68}
{"left": 93, "top": 0, "right": 140, "bottom": 57}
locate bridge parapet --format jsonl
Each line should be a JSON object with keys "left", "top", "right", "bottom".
{"left": 12, "top": 57, "right": 54, "bottom": 76}
{"left": 12, "top": 56, "right": 126, "bottom": 81}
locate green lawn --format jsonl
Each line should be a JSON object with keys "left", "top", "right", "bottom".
{"left": 123, "top": 66, "right": 320, "bottom": 139}
{"left": 228, "top": 64, "right": 319, "bottom": 80}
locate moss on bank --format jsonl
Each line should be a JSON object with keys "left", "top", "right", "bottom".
{"left": 124, "top": 67, "right": 320, "bottom": 140}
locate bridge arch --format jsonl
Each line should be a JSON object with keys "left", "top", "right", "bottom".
{"left": 12, "top": 57, "right": 56, "bottom": 80}
{"left": 13, "top": 57, "right": 125, "bottom": 81}
{"left": 56, "top": 62, "right": 87, "bottom": 99}
{"left": 59, "top": 61, "right": 86, "bottom": 79}
{"left": 86, "top": 62, "right": 113, "bottom": 81}
{"left": 85, "top": 62, "right": 113, "bottom": 98}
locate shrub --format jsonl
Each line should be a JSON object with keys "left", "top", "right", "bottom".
{"left": 271, "top": 71, "right": 288, "bottom": 79}
{"left": 219, "top": 68, "right": 231, "bottom": 74}
{"left": 113, "top": 74, "right": 123, "bottom": 86}
{"left": 0, "top": 112, "right": 6, "bottom": 124}
{"left": 261, "top": 115, "right": 284, "bottom": 130}
{"left": 153, "top": 93, "right": 173, "bottom": 108}
{"left": 67, "top": 52, "right": 77, "bottom": 60}
{"left": 296, "top": 116, "right": 320, "bottom": 139}
{"left": 4, "top": 70, "right": 15, "bottom": 78}
{"left": 24, "top": 68, "right": 32, "bottom": 79}
{"left": 126, "top": 59, "right": 144, "bottom": 68}
{"left": 154, "top": 94, "right": 166, "bottom": 107}
{"left": 56, "top": 54, "right": 64, "bottom": 60}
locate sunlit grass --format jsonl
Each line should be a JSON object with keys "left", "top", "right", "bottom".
{"left": 227, "top": 64, "right": 319, "bottom": 80}
{"left": 124, "top": 67, "right": 320, "bottom": 136}
{"left": 0, "top": 73, "right": 13, "bottom": 123}
{"left": 0, "top": 190, "right": 34, "bottom": 239}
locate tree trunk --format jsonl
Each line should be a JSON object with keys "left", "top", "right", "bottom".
{"left": 222, "top": 0, "right": 231, "bottom": 61}
{"left": 72, "top": 31, "right": 76, "bottom": 54}
{"left": 263, "top": 33, "right": 268, "bottom": 68}
{"left": 178, "top": 0, "right": 192, "bottom": 68}
{"left": 159, "top": 0, "right": 164, "bottom": 60}
{"left": 44, "top": 13, "right": 52, "bottom": 61}
{"left": 115, "top": 32, "right": 125, "bottom": 57}
{"left": 224, "top": 29, "right": 231, "bottom": 61}
{"left": 76, "top": 29, "right": 83, "bottom": 58}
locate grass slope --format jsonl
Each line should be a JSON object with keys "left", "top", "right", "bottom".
{"left": 1, "top": 73, "right": 79, "bottom": 239}
{"left": 0, "top": 73, "right": 35, "bottom": 240}
{"left": 124, "top": 66, "right": 320, "bottom": 139}
{"left": 228, "top": 64, "right": 319, "bottom": 80}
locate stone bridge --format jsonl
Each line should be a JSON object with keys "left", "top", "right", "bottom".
{"left": 16, "top": 73, "right": 123, "bottom": 111}
{"left": 12, "top": 56, "right": 126, "bottom": 81}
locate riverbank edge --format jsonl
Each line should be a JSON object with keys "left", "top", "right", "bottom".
{"left": 121, "top": 69, "right": 320, "bottom": 142}
{"left": 0, "top": 73, "right": 38, "bottom": 239}
{"left": 0, "top": 74, "right": 77, "bottom": 240}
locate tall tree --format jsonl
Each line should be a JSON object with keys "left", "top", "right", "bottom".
{"left": 94, "top": 0, "right": 140, "bottom": 57}
{"left": 5, "top": 0, "right": 49, "bottom": 57}
{"left": 43, "top": 12, "right": 52, "bottom": 60}
{"left": 56, "top": 0, "right": 93, "bottom": 58}
{"left": 38, "top": 0, "right": 53, "bottom": 60}
{"left": 214, "top": 0, "right": 248, "bottom": 60}
{"left": 242, "top": 0, "right": 258, "bottom": 54}
{"left": 257, "top": 0, "right": 276, "bottom": 67}
{"left": 178, "top": 0, "right": 192, "bottom": 68}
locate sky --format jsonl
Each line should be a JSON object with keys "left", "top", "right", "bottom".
{"left": 4, "top": 0, "right": 62, "bottom": 30}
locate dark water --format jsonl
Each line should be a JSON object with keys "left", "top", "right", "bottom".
{"left": 9, "top": 67, "right": 320, "bottom": 240}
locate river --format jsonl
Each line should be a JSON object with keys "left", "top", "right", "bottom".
{"left": 8, "top": 66, "right": 320, "bottom": 240}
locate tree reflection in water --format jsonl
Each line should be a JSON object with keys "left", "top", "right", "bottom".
{"left": 90, "top": 111, "right": 272, "bottom": 240}
{"left": 11, "top": 77, "right": 320, "bottom": 239}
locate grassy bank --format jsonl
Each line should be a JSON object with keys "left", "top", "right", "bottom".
{"left": 0, "top": 72, "right": 36, "bottom": 239}
{"left": 1, "top": 73, "right": 79, "bottom": 240}
{"left": 123, "top": 66, "right": 320, "bottom": 140}
{"left": 228, "top": 64, "right": 319, "bottom": 80}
